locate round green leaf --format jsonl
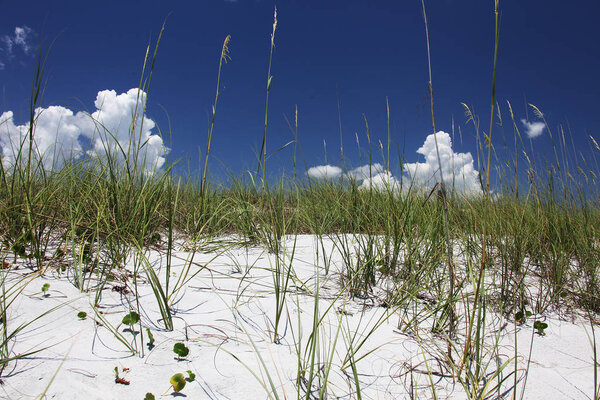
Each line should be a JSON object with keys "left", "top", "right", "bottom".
{"left": 170, "top": 373, "right": 186, "bottom": 392}
{"left": 186, "top": 370, "right": 196, "bottom": 382}
{"left": 122, "top": 311, "right": 140, "bottom": 326}
{"left": 173, "top": 342, "right": 189, "bottom": 358}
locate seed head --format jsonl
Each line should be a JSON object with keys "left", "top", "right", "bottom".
{"left": 271, "top": 7, "right": 278, "bottom": 47}
{"left": 221, "top": 35, "right": 232, "bottom": 64}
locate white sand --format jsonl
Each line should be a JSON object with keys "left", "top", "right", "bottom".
{"left": 0, "top": 235, "right": 597, "bottom": 399}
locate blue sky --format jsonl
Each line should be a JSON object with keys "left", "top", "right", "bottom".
{"left": 1, "top": 0, "right": 599, "bottom": 191}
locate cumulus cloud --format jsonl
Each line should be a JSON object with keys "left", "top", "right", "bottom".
{"left": 0, "top": 88, "right": 167, "bottom": 173}
{"left": 307, "top": 163, "right": 386, "bottom": 181}
{"left": 307, "top": 164, "right": 342, "bottom": 179}
{"left": 345, "top": 163, "right": 384, "bottom": 180}
{"left": 521, "top": 119, "right": 545, "bottom": 139}
{"left": 0, "top": 107, "right": 92, "bottom": 170}
{"left": 83, "top": 89, "right": 167, "bottom": 171}
{"left": 359, "top": 171, "right": 401, "bottom": 192}
{"left": 306, "top": 131, "right": 481, "bottom": 195}
{"left": 404, "top": 131, "right": 481, "bottom": 194}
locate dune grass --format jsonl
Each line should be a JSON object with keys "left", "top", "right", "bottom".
{"left": 1, "top": 1, "right": 599, "bottom": 398}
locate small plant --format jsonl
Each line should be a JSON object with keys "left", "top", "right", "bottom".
{"left": 122, "top": 311, "right": 140, "bottom": 327}
{"left": 173, "top": 342, "right": 189, "bottom": 360}
{"left": 170, "top": 373, "right": 186, "bottom": 392}
{"left": 515, "top": 309, "right": 532, "bottom": 323}
{"left": 114, "top": 366, "right": 130, "bottom": 385}
{"left": 146, "top": 328, "right": 155, "bottom": 349}
{"left": 144, "top": 393, "right": 155, "bottom": 400}
{"left": 186, "top": 370, "right": 196, "bottom": 382}
{"left": 121, "top": 311, "right": 140, "bottom": 342}
{"left": 41, "top": 283, "right": 50, "bottom": 297}
{"left": 534, "top": 320, "right": 549, "bottom": 335}
{"left": 77, "top": 311, "right": 87, "bottom": 320}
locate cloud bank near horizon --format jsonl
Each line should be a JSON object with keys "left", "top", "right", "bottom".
{"left": 308, "top": 131, "right": 482, "bottom": 195}
{"left": 0, "top": 88, "right": 167, "bottom": 173}
{"left": 307, "top": 163, "right": 387, "bottom": 181}
{"left": 307, "top": 165, "right": 342, "bottom": 179}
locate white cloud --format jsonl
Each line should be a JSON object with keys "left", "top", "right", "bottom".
{"left": 2, "top": 26, "right": 33, "bottom": 56}
{"left": 307, "top": 164, "right": 342, "bottom": 179}
{"left": 1, "top": 36, "right": 13, "bottom": 54}
{"left": 14, "top": 26, "right": 33, "bottom": 55}
{"left": 305, "top": 131, "right": 481, "bottom": 195}
{"left": 0, "top": 88, "right": 168, "bottom": 173}
{"left": 307, "top": 163, "right": 386, "bottom": 182}
{"left": 359, "top": 171, "right": 401, "bottom": 192}
{"left": 0, "top": 107, "right": 86, "bottom": 170}
{"left": 346, "top": 163, "right": 384, "bottom": 180}
{"left": 403, "top": 131, "right": 481, "bottom": 194}
{"left": 521, "top": 119, "right": 545, "bottom": 139}
{"left": 83, "top": 89, "right": 167, "bottom": 172}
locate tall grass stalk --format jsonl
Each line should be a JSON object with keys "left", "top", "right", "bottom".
{"left": 460, "top": 0, "right": 501, "bottom": 373}
{"left": 420, "top": 0, "right": 456, "bottom": 354}
{"left": 200, "top": 35, "right": 231, "bottom": 210}
{"left": 258, "top": 7, "right": 278, "bottom": 194}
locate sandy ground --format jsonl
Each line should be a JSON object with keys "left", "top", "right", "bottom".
{"left": 0, "top": 235, "right": 597, "bottom": 399}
